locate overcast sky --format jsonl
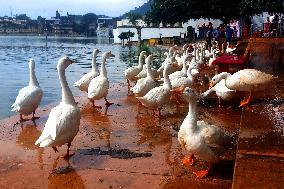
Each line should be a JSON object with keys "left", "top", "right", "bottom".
{"left": 0, "top": 0, "right": 147, "bottom": 19}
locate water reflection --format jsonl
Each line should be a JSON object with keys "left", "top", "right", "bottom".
{"left": 48, "top": 164, "right": 85, "bottom": 189}
{"left": 16, "top": 121, "right": 44, "bottom": 169}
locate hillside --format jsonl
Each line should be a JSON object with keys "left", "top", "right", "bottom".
{"left": 121, "top": 1, "right": 151, "bottom": 18}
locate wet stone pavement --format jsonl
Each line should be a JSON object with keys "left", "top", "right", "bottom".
{"left": 0, "top": 38, "right": 283, "bottom": 189}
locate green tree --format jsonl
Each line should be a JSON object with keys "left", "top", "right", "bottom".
{"left": 16, "top": 14, "right": 31, "bottom": 21}
{"left": 126, "top": 13, "right": 143, "bottom": 51}
{"left": 146, "top": 0, "right": 283, "bottom": 24}
{"left": 74, "top": 13, "right": 97, "bottom": 36}
{"left": 118, "top": 32, "right": 129, "bottom": 47}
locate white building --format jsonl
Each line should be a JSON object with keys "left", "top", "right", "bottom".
{"left": 113, "top": 18, "right": 222, "bottom": 44}
{"left": 113, "top": 27, "right": 187, "bottom": 44}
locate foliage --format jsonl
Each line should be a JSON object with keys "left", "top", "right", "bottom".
{"left": 146, "top": 0, "right": 284, "bottom": 24}
{"left": 126, "top": 12, "right": 143, "bottom": 26}
{"left": 118, "top": 31, "right": 134, "bottom": 40}
{"left": 15, "top": 14, "right": 31, "bottom": 21}
{"left": 74, "top": 13, "right": 97, "bottom": 36}
{"left": 140, "top": 43, "right": 151, "bottom": 54}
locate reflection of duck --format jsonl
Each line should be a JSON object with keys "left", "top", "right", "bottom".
{"left": 172, "top": 87, "right": 229, "bottom": 178}
{"left": 81, "top": 105, "right": 111, "bottom": 148}
{"left": 48, "top": 166, "right": 85, "bottom": 189}
{"left": 11, "top": 59, "right": 43, "bottom": 122}
{"left": 17, "top": 122, "right": 44, "bottom": 169}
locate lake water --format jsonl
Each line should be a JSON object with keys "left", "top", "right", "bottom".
{"left": 0, "top": 36, "right": 162, "bottom": 119}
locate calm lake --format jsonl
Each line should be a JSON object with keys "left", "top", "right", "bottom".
{"left": 0, "top": 36, "right": 162, "bottom": 119}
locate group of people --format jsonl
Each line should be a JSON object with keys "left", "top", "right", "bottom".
{"left": 198, "top": 22, "right": 238, "bottom": 49}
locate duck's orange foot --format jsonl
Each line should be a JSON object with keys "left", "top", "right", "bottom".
{"left": 181, "top": 154, "right": 195, "bottom": 166}
{"left": 239, "top": 99, "right": 250, "bottom": 107}
{"left": 239, "top": 94, "right": 252, "bottom": 107}
{"left": 62, "top": 152, "right": 75, "bottom": 160}
{"left": 193, "top": 169, "right": 209, "bottom": 179}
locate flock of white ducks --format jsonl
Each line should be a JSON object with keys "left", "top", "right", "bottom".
{"left": 11, "top": 42, "right": 277, "bottom": 178}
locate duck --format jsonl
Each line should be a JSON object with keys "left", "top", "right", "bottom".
{"left": 88, "top": 51, "right": 115, "bottom": 108}
{"left": 135, "top": 57, "right": 159, "bottom": 79}
{"left": 202, "top": 79, "right": 236, "bottom": 107}
{"left": 172, "top": 87, "right": 229, "bottom": 178}
{"left": 169, "top": 54, "right": 191, "bottom": 81}
{"left": 35, "top": 56, "right": 80, "bottom": 160}
{"left": 136, "top": 62, "right": 177, "bottom": 117}
{"left": 11, "top": 59, "right": 43, "bottom": 122}
{"left": 171, "top": 63, "right": 198, "bottom": 90}
{"left": 130, "top": 55, "right": 159, "bottom": 97}
{"left": 124, "top": 51, "right": 147, "bottom": 89}
{"left": 157, "top": 46, "right": 178, "bottom": 76}
{"left": 74, "top": 48, "right": 100, "bottom": 92}
{"left": 210, "top": 69, "right": 277, "bottom": 107}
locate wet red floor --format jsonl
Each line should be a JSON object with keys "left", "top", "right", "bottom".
{"left": 0, "top": 38, "right": 283, "bottom": 189}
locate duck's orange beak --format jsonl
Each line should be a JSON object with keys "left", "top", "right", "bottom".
{"left": 170, "top": 85, "right": 185, "bottom": 95}
{"left": 209, "top": 81, "right": 214, "bottom": 89}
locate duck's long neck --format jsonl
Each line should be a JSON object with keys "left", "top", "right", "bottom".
{"left": 92, "top": 54, "right": 98, "bottom": 73}
{"left": 146, "top": 62, "right": 154, "bottom": 79}
{"left": 182, "top": 59, "right": 187, "bottom": 72}
{"left": 163, "top": 68, "right": 172, "bottom": 89}
{"left": 138, "top": 55, "right": 144, "bottom": 68}
{"left": 29, "top": 68, "right": 39, "bottom": 87}
{"left": 58, "top": 67, "right": 76, "bottom": 105}
{"left": 101, "top": 56, "right": 107, "bottom": 77}
{"left": 187, "top": 67, "right": 194, "bottom": 81}
{"left": 184, "top": 98, "right": 198, "bottom": 132}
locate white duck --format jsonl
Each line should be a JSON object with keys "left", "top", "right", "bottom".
{"left": 130, "top": 55, "right": 158, "bottom": 97}
{"left": 11, "top": 59, "right": 43, "bottom": 122}
{"left": 88, "top": 51, "right": 115, "bottom": 108}
{"left": 169, "top": 54, "right": 191, "bottom": 81}
{"left": 137, "top": 62, "right": 177, "bottom": 117}
{"left": 171, "top": 63, "right": 198, "bottom": 90}
{"left": 35, "top": 56, "right": 80, "bottom": 159}
{"left": 136, "top": 56, "right": 159, "bottom": 79}
{"left": 202, "top": 79, "right": 236, "bottom": 107}
{"left": 210, "top": 69, "right": 277, "bottom": 107}
{"left": 74, "top": 48, "right": 100, "bottom": 92}
{"left": 173, "top": 87, "right": 229, "bottom": 178}
{"left": 124, "top": 51, "right": 147, "bottom": 89}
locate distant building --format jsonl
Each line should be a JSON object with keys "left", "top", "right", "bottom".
{"left": 97, "top": 17, "right": 113, "bottom": 38}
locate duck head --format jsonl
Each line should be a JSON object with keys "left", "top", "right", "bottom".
{"left": 103, "top": 51, "right": 115, "bottom": 59}
{"left": 171, "top": 86, "right": 197, "bottom": 102}
{"left": 29, "top": 59, "right": 35, "bottom": 70}
{"left": 209, "top": 72, "right": 231, "bottom": 88}
{"left": 140, "top": 51, "right": 147, "bottom": 57}
{"left": 57, "top": 56, "right": 75, "bottom": 70}
{"left": 93, "top": 49, "right": 101, "bottom": 57}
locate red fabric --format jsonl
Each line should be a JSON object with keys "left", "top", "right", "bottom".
{"left": 212, "top": 55, "right": 247, "bottom": 73}
{"left": 212, "top": 55, "right": 246, "bottom": 65}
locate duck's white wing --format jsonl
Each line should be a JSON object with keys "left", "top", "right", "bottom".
{"left": 11, "top": 87, "right": 43, "bottom": 112}
{"left": 88, "top": 76, "right": 109, "bottom": 98}
{"left": 198, "top": 121, "right": 227, "bottom": 147}
{"left": 35, "top": 104, "right": 80, "bottom": 147}
{"left": 74, "top": 72, "right": 97, "bottom": 90}
{"left": 228, "top": 69, "right": 275, "bottom": 91}
{"left": 11, "top": 86, "right": 29, "bottom": 108}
